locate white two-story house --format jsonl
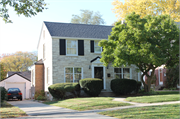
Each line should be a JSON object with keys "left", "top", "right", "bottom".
{"left": 31, "top": 21, "right": 141, "bottom": 96}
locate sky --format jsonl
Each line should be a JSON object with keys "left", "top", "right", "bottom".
{"left": 0, "top": 0, "right": 121, "bottom": 55}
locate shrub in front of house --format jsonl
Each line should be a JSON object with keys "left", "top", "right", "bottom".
{"left": 0, "top": 87, "right": 7, "bottom": 102}
{"left": 111, "top": 79, "right": 137, "bottom": 95}
{"left": 48, "top": 83, "right": 80, "bottom": 99}
{"left": 35, "top": 90, "right": 47, "bottom": 101}
{"left": 80, "top": 78, "right": 103, "bottom": 96}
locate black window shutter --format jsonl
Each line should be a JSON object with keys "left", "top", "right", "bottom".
{"left": 59, "top": 39, "right": 66, "bottom": 55}
{"left": 90, "top": 40, "right": 94, "bottom": 53}
{"left": 78, "top": 40, "right": 84, "bottom": 56}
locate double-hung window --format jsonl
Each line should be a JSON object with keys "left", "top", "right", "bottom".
{"left": 47, "top": 67, "right": 50, "bottom": 84}
{"left": 65, "top": 67, "right": 82, "bottom": 82}
{"left": 43, "top": 44, "right": 45, "bottom": 59}
{"left": 114, "top": 68, "right": 131, "bottom": 79}
{"left": 66, "top": 40, "right": 77, "bottom": 55}
{"left": 94, "top": 41, "right": 102, "bottom": 53}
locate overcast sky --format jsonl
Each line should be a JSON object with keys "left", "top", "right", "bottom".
{"left": 0, "top": 0, "right": 121, "bottom": 55}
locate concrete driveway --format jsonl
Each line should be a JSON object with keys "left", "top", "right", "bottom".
{"left": 8, "top": 100, "right": 116, "bottom": 119}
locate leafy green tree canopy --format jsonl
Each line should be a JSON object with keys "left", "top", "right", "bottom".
{"left": 0, "top": 0, "right": 47, "bottom": 23}
{"left": 71, "top": 9, "right": 105, "bottom": 25}
{"left": 99, "top": 12, "right": 179, "bottom": 92}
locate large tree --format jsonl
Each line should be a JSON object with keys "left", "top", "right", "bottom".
{"left": 0, "top": 0, "right": 47, "bottom": 23}
{"left": 112, "top": 0, "right": 180, "bottom": 22}
{"left": 0, "top": 62, "right": 8, "bottom": 81}
{"left": 0, "top": 51, "right": 37, "bottom": 72}
{"left": 71, "top": 9, "right": 105, "bottom": 25}
{"left": 99, "top": 12, "right": 179, "bottom": 92}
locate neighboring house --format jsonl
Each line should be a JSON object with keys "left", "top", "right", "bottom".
{"left": 31, "top": 21, "right": 141, "bottom": 97}
{"left": 145, "top": 65, "right": 167, "bottom": 87}
{"left": 145, "top": 22, "right": 180, "bottom": 88}
{"left": 0, "top": 71, "right": 31, "bottom": 99}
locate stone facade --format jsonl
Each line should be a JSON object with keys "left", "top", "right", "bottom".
{"left": 51, "top": 38, "right": 140, "bottom": 92}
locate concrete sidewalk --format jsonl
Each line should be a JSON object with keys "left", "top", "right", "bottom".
{"left": 8, "top": 98, "right": 180, "bottom": 119}
{"left": 8, "top": 100, "right": 116, "bottom": 119}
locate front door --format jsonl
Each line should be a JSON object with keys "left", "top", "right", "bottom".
{"left": 94, "top": 67, "right": 103, "bottom": 89}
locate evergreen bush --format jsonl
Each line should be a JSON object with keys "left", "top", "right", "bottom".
{"left": 111, "top": 79, "right": 137, "bottom": 94}
{"left": 0, "top": 87, "right": 7, "bottom": 102}
{"left": 80, "top": 78, "right": 102, "bottom": 96}
{"left": 48, "top": 83, "right": 80, "bottom": 99}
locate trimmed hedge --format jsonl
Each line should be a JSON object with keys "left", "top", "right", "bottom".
{"left": 111, "top": 79, "right": 137, "bottom": 94}
{"left": 48, "top": 83, "right": 80, "bottom": 99}
{"left": 0, "top": 87, "right": 7, "bottom": 102}
{"left": 80, "top": 78, "right": 103, "bottom": 96}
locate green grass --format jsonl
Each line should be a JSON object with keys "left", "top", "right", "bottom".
{"left": 155, "top": 91, "right": 179, "bottom": 95}
{"left": 99, "top": 104, "right": 180, "bottom": 119}
{"left": 126, "top": 94, "right": 180, "bottom": 103}
{"left": 0, "top": 101, "right": 27, "bottom": 118}
{"left": 44, "top": 97, "right": 131, "bottom": 111}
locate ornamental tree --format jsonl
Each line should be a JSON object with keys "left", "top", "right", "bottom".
{"left": 99, "top": 12, "right": 179, "bottom": 92}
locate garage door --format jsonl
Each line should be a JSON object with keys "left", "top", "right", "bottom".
{"left": 6, "top": 82, "right": 26, "bottom": 99}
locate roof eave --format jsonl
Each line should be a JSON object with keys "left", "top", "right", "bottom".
{"left": 51, "top": 36, "right": 108, "bottom": 40}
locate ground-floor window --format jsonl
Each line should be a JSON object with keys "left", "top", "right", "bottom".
{"left": 47, "top": 67, "right": 50, "bottom": 84}
{"left": 114, "top": 68, "right": 131, "bottom": 79}
{"left": 65, "top": 67, "right": 82, "bottom": 82}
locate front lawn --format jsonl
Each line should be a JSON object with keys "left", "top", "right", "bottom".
{"left": 0, "top": 101, "right": 27, "bottom": 118}
{"left": 99, "top": 103, "right": 180, "bottom": 119}
{"left": 126, "top": 94, "right": 180, "bottom": 103}
{"left": 44, "top": 97, "right": 131, "bottom": 111}
{"left": 140, "top": 91, "right": 179, "bottom": 95}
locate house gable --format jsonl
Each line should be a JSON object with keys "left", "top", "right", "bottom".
{"left": 1, "top": 73, "right": 31, "bottom": 83}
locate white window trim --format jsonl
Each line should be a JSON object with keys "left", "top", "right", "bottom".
{"left": 114, "top": 68, "right": 132, "bottom": 79}
{"left": 91, "top": 64, "right": 106, "bottom": 90}
{"left": 94, "top": 40, "right": 102, "bottom": 53}
{"left": 158, "top": 68, "right": 163, "bottom": 85}
{"left": 64, "top": 67, "right": 83, "bottom": 83}
{"left": 66, "top": 39, "right": 78, "bottom": 56}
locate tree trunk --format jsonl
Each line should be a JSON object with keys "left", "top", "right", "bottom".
{"left": 140, "top": 72, "right": 154, "bottom": 92}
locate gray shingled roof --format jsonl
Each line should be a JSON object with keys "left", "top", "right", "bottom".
{"left": 34, "top": 59, "right": 43, "bottom": 65}
{"left": 8, "top": 71, "right": 31, "bottom": 81}
{"left": 44, "top": 22, "right": 113, "bottom": 39}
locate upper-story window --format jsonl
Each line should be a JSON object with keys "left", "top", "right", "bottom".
{"left": 60, "top": 39, "right": 84, "bottom": 56}
{"left": 43, "top": 44, "right": 45, "bottom": 59}
{"left": 90, "top": 40, "right": 102, "bottom": 53}
{"left": 66, "top": 40, "right": 78, "bottom": 56}
{"left": 114, "top": 68, "right": 131, "bottom": 79}
{"left": 94, "top": 41, "right": 102, "bottom": 53}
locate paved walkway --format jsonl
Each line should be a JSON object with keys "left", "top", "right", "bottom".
{"left": 7, "top": 98, "right": 180, "bottom": 119}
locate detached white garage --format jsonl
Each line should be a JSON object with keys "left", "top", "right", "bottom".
{"left": 0, "top": 72, "right": 31, "bottom": 100}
